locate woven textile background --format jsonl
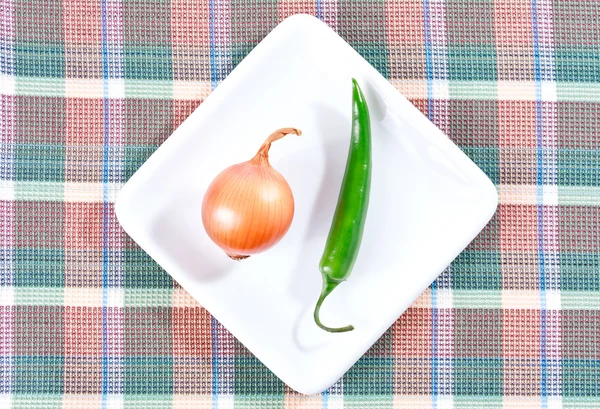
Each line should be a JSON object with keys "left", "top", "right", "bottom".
{"left": 1, "top": 0, "right": 599, "bottom": 407}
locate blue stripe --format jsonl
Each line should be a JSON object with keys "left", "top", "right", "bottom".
{"left": 423, "top": 0, "right": 438, "bottom": 404}
{"left": 100, "top": 0, "right": 109, "bottom": 404}
{"left": 212, "top": 317, "right": 219, "bottom": 408}
{"left": 209, "top": 0, "right": 218, "bottom": 89}
{"left": 322, "top": 386, "right": 329, "bottom": 408}
{"left": 423, "top": 0, "right": 434, "bottom": 120}
{"left": 431, "top": 280, "right": 438, "bottom": 403}
{"left": 316, "top": 0, "right": 323, "bottom": 21}
{"left": 532, "top": 0, "right": 548, "bottom": 407}
{"left": 209, "top": 1, "right": 219, "bottom": 406}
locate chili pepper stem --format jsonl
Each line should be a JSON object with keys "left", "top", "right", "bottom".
{"left": 313, "top": 276, "right": 355, "bottom": 333}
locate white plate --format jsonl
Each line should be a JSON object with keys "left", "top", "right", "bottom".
{"left": 115, "top": 14, "right": 498, "bottom": 395}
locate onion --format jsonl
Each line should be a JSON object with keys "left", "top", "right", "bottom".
{"left": 201, "top": 128, "right": 301, "bottom": 260}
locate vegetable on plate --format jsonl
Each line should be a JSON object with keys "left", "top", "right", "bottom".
{"left": 202, "top": 128, "right": 301, "bottom": 260}
{"left": 314, "top": 78, "right": 372, "bottom": 333}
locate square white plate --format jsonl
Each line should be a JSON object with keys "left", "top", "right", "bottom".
{"left": 115, "top": 14, "right": 498, "bottom": 395}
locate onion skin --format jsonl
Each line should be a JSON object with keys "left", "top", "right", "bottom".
{"left": 201, "top": 128, "right": 300, "bottom": 260}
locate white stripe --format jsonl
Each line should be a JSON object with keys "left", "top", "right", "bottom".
{"left": 0, "top": 287, "right": 14, "bottom": 307}
{"left": 2, "top": 287, "right": 196, "bottom": 307}
{"left": 5, "top": 287, "right": 578, "bottom": 310}
{"left": 62, "top": 287, "right": 103, "bottom": 307}
{"left": 62, "top": 394, "right": 102, "bottom": 409}
{"left": 4, "top": 181, "right": 600, "bottom": 206}
{"left": 0, "top": 181, "right": 123, "bottom": 202}
{"left": 328, "top": 378, "right": 345, "bottom": 407}
{"left": 172, "top": 395, "right": 213, "bottom": 408}
{"left": 562, "top": 291, "right": 600, "bottom": 309}
{"left": 214, "top": 0, "right": 231, "bottom": 79}
{"left": 108, "top": 78, "right": 125, "bottom": 99}
{"left": 104, "top": 395, "right": 123, "bottom": 409}
{"left": 434, "top": 288, "right": 453, "bottom": 309}
{"left": 0, "top": 181, "right": 14, "bottom": 202}
{"left": 428, "top": 0, "right": 448, "bottom": 81}
{"left": 172, "top": 80, "right": 212, "bottom": 100}
{"left": 216, "top": 395, "right": 234, "bottom": 409}
{"left": 431, "top": 80, "right": 450, "bottom": 103}
{"left": 327, "top": 395, "right": 345, "bottom": 409}
{"left": 498, "top": 185, "right": 600, "bottom": 206}
{"left": 545, "top": 290, "right": 561, "bottom": 310}
{"left": 104, "top": 0, "right": 125, "bottom": 399}
{"left": 501, "top": 290, "right": 540, "bottom": 309}
{"left": 536, "top": 0, "right": 561, "bottom": 398}
{"left": 211, "top": 0, "right": 235, "bottom": 397}
{"left": 427, "top": 0, "right": 452, "bottom": 403}
{"left": 393, "top": 396, "right": 434, "bottom": 408}
{"left": 1, "top": 76, "right": 15, "bottom": 96}
{"left": 217, "top": 327, "right": 236, "bottom": 395}
{"left": 0, "top": 396, "right": 12, "bottom": 409}
{"left": 106, "top": 288, "right": 124, "bottom": 308}
{"left": 6, "top": 74, "right": 600, "bottom": 102}
{"left": 543, "top": 184, "right": 558, "bottom": 206}
{"left": 546, "top": 397, "right": 563, "bottom": 409}
{"left": 541, "top": 81, "right": 557, "bottom": 102}
{"left": 502, "top": 397, "right": 542, "bottom": 408}
{"left": 536, "top": 0, "right": 556, "bottom": 82}
{"left": 321, "top": 0, "right": 339, "bottom": 32}
{"left": 437, "top": 396, "right": 453, "bottom": 409}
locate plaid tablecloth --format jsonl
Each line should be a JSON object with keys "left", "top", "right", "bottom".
{"left": 1, "top": 0, "right": 599, "bottom": 407}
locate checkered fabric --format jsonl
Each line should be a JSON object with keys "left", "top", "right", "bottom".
{"left": 1, "top": 0, "right": 599, "bottom": 407}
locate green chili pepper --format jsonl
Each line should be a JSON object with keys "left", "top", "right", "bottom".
{"left": 313, "top": 78, "right": 372, "bottom": 333}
